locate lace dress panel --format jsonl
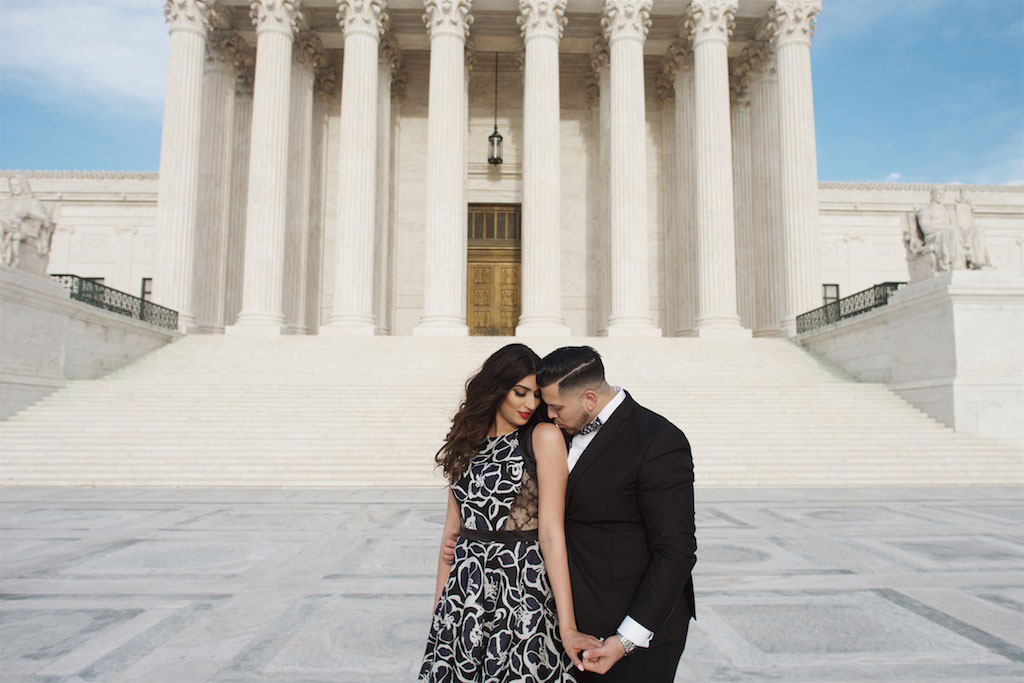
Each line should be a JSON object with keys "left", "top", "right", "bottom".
{"left": 504, "top": 428, "right": 540, "bottom": 531}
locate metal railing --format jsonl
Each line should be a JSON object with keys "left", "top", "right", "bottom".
{"left": 50, "top": 275, "right": 179, "bottom": 331}
{"left": 796, "top": 282, "right": 906, "bottom": 334}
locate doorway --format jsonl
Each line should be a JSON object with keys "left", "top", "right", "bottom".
{"left": 467, "top": 204, "right": 521, "bottom": 336}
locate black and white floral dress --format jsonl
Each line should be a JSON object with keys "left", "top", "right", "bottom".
{"left": 419, "top": 427, "right": 574, "bottom": 683}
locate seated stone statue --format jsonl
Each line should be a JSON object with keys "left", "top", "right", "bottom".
{"left": 1, "top": 175, "right": 57, "bottom": 275}
{"left": 903, "top": 187, "right": 990, "bottom": 282}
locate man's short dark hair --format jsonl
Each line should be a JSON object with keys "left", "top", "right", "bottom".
{"left": 537, "top": 346, "right": 607, "bottom": 393}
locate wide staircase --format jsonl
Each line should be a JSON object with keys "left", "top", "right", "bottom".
{"left": 1, "top": 335, "right": 1021, "bottom": 487}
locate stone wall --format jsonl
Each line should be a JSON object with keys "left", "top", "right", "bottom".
{"left": 2, "top": 171, "right": 1022, "bottom": 336}
{"left": 798, "top": 270, "right": 1024, "bottom": 446}
{"left": 0, "top": 266, "right": 178, "bottom": 419}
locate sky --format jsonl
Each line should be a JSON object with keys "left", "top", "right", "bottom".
{"left": 0, "top": 0, "right": 1022, "bottom": 184}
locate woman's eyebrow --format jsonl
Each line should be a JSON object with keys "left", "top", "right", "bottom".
{"left": 512, "top": 384, "right": 532, "bottom": 392}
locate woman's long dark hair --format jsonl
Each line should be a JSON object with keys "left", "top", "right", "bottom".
{"left": 436, "top": 343, "right": 547, "bottom": 482}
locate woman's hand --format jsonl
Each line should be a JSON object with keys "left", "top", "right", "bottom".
{"left": 560, "top": 628, "right": 605, "bottom": 672}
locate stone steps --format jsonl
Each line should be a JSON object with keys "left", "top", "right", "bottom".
{"left": 2, "top": 335, "right": 1021, "bottom": 487}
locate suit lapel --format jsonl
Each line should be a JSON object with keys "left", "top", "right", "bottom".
{"left": 566, "top": 393, "right": 636, "bottom": 504}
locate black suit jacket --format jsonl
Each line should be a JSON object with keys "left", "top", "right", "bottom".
{"left": 564, "top": 392, "right": 696, "bottom": 647}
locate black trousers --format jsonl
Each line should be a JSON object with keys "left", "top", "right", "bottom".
{"left": 574, "top": 623, "right": 689, "bottom": 683}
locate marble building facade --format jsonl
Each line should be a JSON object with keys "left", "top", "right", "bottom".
{"left": 6, "top": 0, "right": 1024, "bottom": 338}
{"left": 147, "top": 0, "right": 825, "bottom": 338}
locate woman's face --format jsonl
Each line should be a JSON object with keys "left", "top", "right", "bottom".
{"left": 496, "top": 374, "right": 541, "bottom": 429}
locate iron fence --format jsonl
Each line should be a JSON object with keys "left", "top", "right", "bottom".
{"left": 796, "top": 282, "right": 905, "bottom": 334}
{"left": 50, "top": 275, "right": 179, "bottom": 331}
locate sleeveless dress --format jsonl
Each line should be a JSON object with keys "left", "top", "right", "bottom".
{"left": 418, "top": 427, "right": 574, "bottom": 682}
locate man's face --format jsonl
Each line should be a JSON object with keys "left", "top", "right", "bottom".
{"left": 541, "top": 383, "right": 593, "bottom": 436}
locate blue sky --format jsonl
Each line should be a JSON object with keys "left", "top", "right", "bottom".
{"left": 1, "top": 0, "right": 1022, "bottom": 184}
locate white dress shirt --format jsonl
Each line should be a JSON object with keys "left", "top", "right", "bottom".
{"left": 567, "top": 387, "right": 655, "bottom": 648}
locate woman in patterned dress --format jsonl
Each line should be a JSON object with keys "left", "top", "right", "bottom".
{"left": 419, "top": 344, "right": 602, "bottom": 682}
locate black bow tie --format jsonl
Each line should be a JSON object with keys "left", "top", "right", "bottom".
{"left": 578, "top": 417, "right": 603, "bottom": 436}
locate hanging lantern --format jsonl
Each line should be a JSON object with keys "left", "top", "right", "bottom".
{"left": 488, "top": 52, "right": 503, "bottom": 165}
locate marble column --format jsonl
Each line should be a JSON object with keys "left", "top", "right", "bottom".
{"left": 325, "top": 0, "right": 388, "bottom": 334}
{"left": 154, "top": 0, "right": 212, "bottom": 330}
{"left": 229, "top": 0, "right": 303, "bottom": 334}
{"left": 193, "top": 31, "right": 242, "bottom": 333}
{"left": 730, "top": 59, "right": 755, "bottom": 330}
{"left": 414, "top": 0, "right": 473, "bottom": 336}
{"left": 305, "top": 64, "right": 338, "bottom": 333}
{"left": 283, "top": 33, "right": 324, "bottom": 335}
{"left": 655, "top": 63, "right": 677, "bottom": 335}
{"left": 374, "top": 36, "right": 400, "bottom": 335}
{"left": 223, "top": 59, "right": 254, "bottom": 327}
{"left": 603, "top": 0, "right": 660, "bottom": 336}
{"left": 586, "top": 37, "right": 611, "bottom": 335}
{"left": 687, "top": 0, "right": 748, "bottom": 338}
{"left": 669, "top": 38, "right": 697, "bottom": 336}
{"left": 747, "top": 40, "right": 785, "bottom": 336}
{"left": 516, "top": 0, "right": 571, "bottom": 336}
{"left": 771, "top": 0, "right": 822, "bottom": 335}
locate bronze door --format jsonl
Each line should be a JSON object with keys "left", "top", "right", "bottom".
{"left": 467, "top": 204, "right": 521, "bottom": 336}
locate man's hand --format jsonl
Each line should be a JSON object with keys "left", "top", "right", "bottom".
{"left": 581, "top": 635, "right": 626, "bottom": 674}
{"left": 440, "top": 530, "right": 458, "bottom": 564}
{"left": 560, "top": 629, "right": 605, "bottom": 672}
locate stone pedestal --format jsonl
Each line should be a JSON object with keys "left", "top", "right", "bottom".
{"left": 0, "top": 267, "right": 72, "bottom": 418}
{"left": 887, "top": 271, "right": 1024, "bottom": 447}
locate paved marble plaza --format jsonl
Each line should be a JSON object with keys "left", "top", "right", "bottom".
{"left": 1, "top": 486, "right": 1022, "bottom": 683}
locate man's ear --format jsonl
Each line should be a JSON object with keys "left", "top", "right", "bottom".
{"left": 582, "top": 388, "right": 598, "bottom": 412}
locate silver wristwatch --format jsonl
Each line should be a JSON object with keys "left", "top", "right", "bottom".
{"left": 616, "top": 634, "right": 638, "bottom": 657}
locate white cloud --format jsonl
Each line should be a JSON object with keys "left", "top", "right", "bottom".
{"left": 884, "top": 172, "right": 902, "bottom": 182}
{"left": 0, "top": 0, "right": 169, "bottom": 117}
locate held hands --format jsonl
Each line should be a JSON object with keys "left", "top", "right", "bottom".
{"left": 581, "top": 635, "right": 627, "bottom": 674}
{"left": 560, "top": 628, "right": 605, "bottom": 672}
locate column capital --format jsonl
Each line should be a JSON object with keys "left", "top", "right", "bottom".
{"left": 337, "top": 0, "right": 389, "bottom": 40}
{"left": 422, "top": 0, "right": 473, "bottom": 41}
{"left": 517, "top": 0, "right": 567, "bottom": 42}
{"left": 585, "top": 35, "right": 608, "bottom": 105}
{"left": 205, "top": 29, "right": 246, "bottom": 66}
{"left": 164, "top": 0, "right": 215, "bottom": 36}
{"left": 730, "top": 54, "right": 752, "bottom": 107}
{"left": 464, "top": 36, "right": 477, "bottom": 72}
{"left": 744, "top": 39, "right": 776, "bottom": 80}
{"left": 380, "top": 32, "right": 402, "bottom": 69}
{"left": 249, "top": 0, "right": 305, "bottom": 38}
{"left": 655, "top": 70, "right": 674, "bottom": 104}
{"left": 768, "top": 0, "right": 821, "bottom": 47}
{"left": 314, "top": 63, "right": 338, "bottom": 97}
{"left": 294, "top": 31, "right": 329, "bottom": 68}
{"left": 684, "top": 0, "right": 737, "bottom": 47}
{"left": 601, "top": 0, "right": 652, "bottom": 44}
{"left": 666, "top": 36, "right": 694, "bottom": 71}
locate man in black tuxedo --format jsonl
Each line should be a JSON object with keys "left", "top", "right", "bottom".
{"left": 537, "top": 345, "right": 696, "bottom": 682}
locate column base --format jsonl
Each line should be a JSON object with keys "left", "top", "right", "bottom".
{"left": 226, "top": 311, "right": 289, "bottom": 335}
{"left": 606, "top": 319, "right": 662, "bottom": 337}
{"left": 753, "top": 327, "right": 785, "bottom": 338}
{"left": 413, "top": 317, "right": 469, "bottom": 336}
{"left": 188, "top": 325, "right": 225, "bottom": 335}
{"left": 693, "top": 316, "right": 752, "bottom": 340}
{"left": 779, "top": 318, "right": 798, "bottom": 337}
{"left": 285, "top": 325, "right": 309, "bottom": 335}
{"left": 225, "top": 324, "right": 289, "bottom": 335}
{"left": 515, "top": 318, "right": 572, "bottom": 337}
